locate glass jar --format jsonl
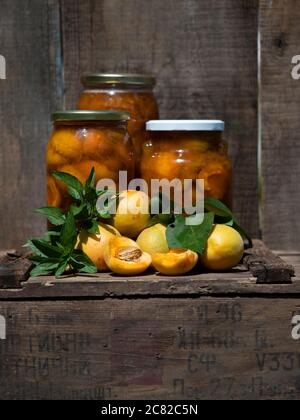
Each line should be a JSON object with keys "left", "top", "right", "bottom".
{"left": 141, "top": 120, "right": 232, "bottom": 205}
{"left": 46, "top": 110, "right": 134, "bottom": 211}
{"left": 77, "top": 74, "right": 159, "bottom": 173}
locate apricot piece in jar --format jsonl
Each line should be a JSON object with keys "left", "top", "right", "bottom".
{"left": 141, "top": 152, "right": 180, "bottom": 180}
{"left": 80, "top": 128, "right": 113, "bottom": 160}
{"left": 48, "top": 128, "right": 82, "bottom": 162}
{"left": 76, "top": 160, "right": 118, "bottom": 183}
{"left": 103, "top": 237, "right": 152, "bottom": 276}
{"left": 47, "top": 176, "right": 62, "bottom": 208}
{"left": 152, "top": 249, "right": 198, "bottom": 276}
{"left": 76, "top": 223, "right": 121, "bottom": 272}
{"left": 111, "top": 190, "right": 151, "bottom": 239}
{"left": 46, "top": 145, "right": 68, "bottom": 169}
{"left": 199, "top": 161, "right": 231, "bottom": 200}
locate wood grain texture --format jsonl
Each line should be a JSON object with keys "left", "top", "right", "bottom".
{"left": 0, "top": 0, "right": 63, "bottom": 249}
{"left": 260, "top": 0, "right": 300, "bottom": 250}
{"left": 60, "top": 0, "right": 259, "bottom": 236}
{"left": 1, "top": 298, "right": 300, "bottom": 400}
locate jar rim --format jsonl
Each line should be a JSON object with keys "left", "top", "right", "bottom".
{"left": 52, "top": 110, "right": 131, "bottom": 122}
{"left": 146, "top": 120, "right": 225, "bottom": 132}
{"left": 81, "top": 73, "right": 156, "bottom": 88}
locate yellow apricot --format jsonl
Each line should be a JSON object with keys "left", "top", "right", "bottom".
{"left": 48, "top": 128, "right": 82, "bottom": 161}
{"left": 137, "top": 224, "right": 169, "bottom": 256}
{"left": 76, "top": 223, "right": 121, "bottom": 272}
{"left": 103, "top": 237, "right": 152, "bottom": 276}
{"left": 201, "top": 225, "right": 244, "bottom": 271}
{"left": 111, "top": 190, "right": 151, "bottom": 239}
{"left": 152, "top": 249, "right": 198, "bottom": 276}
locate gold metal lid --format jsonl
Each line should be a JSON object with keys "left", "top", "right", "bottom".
{"left": 52, "top": 110, "right": 131, "bottom": 122}
{"left": 81, "top": 73, "right": 156, "bottom": 88}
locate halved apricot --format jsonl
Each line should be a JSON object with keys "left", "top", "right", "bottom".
{"left": 152, "top": 249, "right": 198, "bottom": 276}
{"left": 103, "top": 237, "right": 152, "bottom": 276}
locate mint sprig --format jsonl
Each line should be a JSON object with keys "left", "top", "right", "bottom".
{"left": 28, "top": 210, "right": 97, "bottom": 278}
{"left": 28, "top": 167, "right": 118, "bottom": 278}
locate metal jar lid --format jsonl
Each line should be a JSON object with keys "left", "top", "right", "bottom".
{"left": 81, "top": 73, "right": 156, "bottom": 88}
{"left": 52, "top": 110, "right": 131, "bottom": 122}
{"left": 146, "top": 120, "right": 225, "bottom": 132}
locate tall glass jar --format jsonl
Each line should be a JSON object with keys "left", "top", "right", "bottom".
{"left": 77, "top": 74, "right": 159, "bottom": 173}
{"left": 46, "top": 110, "right": 134, "bottom": 211}
{"left": 141, "top": 120, "right": 232, "bottom": 205}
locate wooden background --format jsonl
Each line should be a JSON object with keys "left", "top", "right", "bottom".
{"left": 0, "top": 0, "right": 299, "bottom": 250}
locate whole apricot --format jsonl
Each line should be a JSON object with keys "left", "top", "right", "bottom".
{"left": 201, "top": 225, "right": 244, "bottom": 271}
{"left": 137, "top": 224, "right": 169, "bottom": 256}
{"left": 152, "top": 249, "right": 198, "bottom": 276}
{"left": 104, "top": 237, "right": 152, "bottom": 276}
{"left": 76, "top": 223, "right": 121, "bottom": 272}
{"left": 111, "top": 190, "right": 151, "bottom": 239}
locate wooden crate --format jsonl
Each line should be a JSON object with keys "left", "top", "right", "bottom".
{"left": 0, "top": 244, "right": 299, "bottom": 400}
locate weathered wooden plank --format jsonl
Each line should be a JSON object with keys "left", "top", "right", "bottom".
{"left": 260, "top": 0, "right": 300, "bottom": 250}
{"left": 244, "top": 240, "right": 295, "bottom": 284}
{"left": 0, "top": 298, "right": 300, "bottom": 400}
{"left": 0, "top": 0, "right": 63, "bottom": 250}
{"left": 0, "top": 243, "right": 297, "bottom": 298}
{"left": 60, "top": 0, "right": 259, "bottom": 236}
{"left": 0, "top": 251, "right": 31, "bottom": 289}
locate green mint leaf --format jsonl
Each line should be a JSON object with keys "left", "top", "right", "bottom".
{"left": 232, "top": 221, "right": 253, "bottom": 248}
{"left": 167, "top": 212, "right": 215, "bottom": 254}
{"left": 30, "top": 262, "right": 60, "bottom": 277}
{"left": 71, "top": 251, "right": 97, "bottom": 274}
{"left": 35, "top": 207, "right": 65, "bottom": 226}
{"left": 204, "top": 197, "right": 233, "bottom": 218}
{"left": 29, "top": 255, "right": 60, "bottom": 264}
{"left": 85, "top": 167, "right": 96, "bottom": 190}
{"left": 53, "top": 171, "right": 83, "bottom": 200}
{"left": 27, "top": 239, "right": 62, "bottom": 259}
{"left": 84, "top": 219, "right": 100, "bottom": 235}
{"left": 98, "top": 210, "right": 111, "bottom": 220}
{"left": 55, "top": 259, "right": 70, "bottom": 278}
{"left": 59, "top": 211, "right": 78, "bottom": 252}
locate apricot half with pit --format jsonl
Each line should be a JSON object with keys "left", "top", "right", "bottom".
{"left": 103, "top": 237, "right": 152, "bottom": 276}
{"left": 76, "top": 223, "right": 121, "bottom": 272}
{"left": 111, "top": 190, "right": 151, "bottom": 239}
{"left": 152, "top": 249, "right": 198, "bottom": 276}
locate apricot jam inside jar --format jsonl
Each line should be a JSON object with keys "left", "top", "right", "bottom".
{"left": 46, "top": 110, "right": 134, "bottom": 211}
{"left": 78, "top": 74, "right": 159, "bottom": 171}
{"left": 141, "top": 120, "right": 232, "bottom": 205}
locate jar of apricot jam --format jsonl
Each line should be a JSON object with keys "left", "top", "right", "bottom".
{"left": 141, "top": 120, "right": 232, "bottom": 205}
{"left": 77, "top": 74, "right": 159, "bottom": 172}
{"left": 46, "top": 110, "right": 134, "bottom": 211}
